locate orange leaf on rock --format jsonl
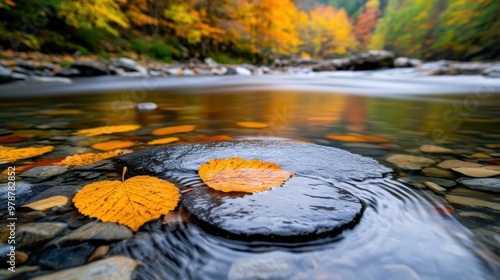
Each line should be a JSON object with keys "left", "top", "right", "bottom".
{"left": 326, "top": 134, "right": 390, "bottom": 143}
{"left": 152, "top": 125, "right": 196, "bottom": 136}
{"left": 75, "top": 125, "right": 141, "bottom": 137}
{"left": 199, "top": 157, "right": 293, "bottom": 193}
{"left": 0, "top": 146, "right": 54, "bottom": 164}
{"left": 56, "top": 149, "right": 131, "bottom": 167}
{"left": 91, "top": 140, "right": 135, "bottom": 151}
{"left": 73, "top": 176, "right": 180, "bottom": 231}
{"left": 147, "top": 137, "right": 180, "bottom": 145}
{"left": 236, "top": 122, "right": 269, "bottom": 129}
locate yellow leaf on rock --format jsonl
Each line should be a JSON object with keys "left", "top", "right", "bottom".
{"left": 0, "top": 146, "right": 54, "bottom": 164}
{"left": 75, "top": 125, "right": 141, "bottom": 136}
{"left": 73, "top": 176, "right": 180, "bottom": 231}
{"left": 326, "top": 134, "right": 390, "bottom": 143}
{"left": 23, "top": 196, "right": 68, "bottom": 211}
{"left": 91, "top": 140, "right": 135, "bottom": 151}
{"left": 147, "top": 137, "right": 180, "bottom": 145}
{"left": 152, "top": 125, "right": 196, "bottom": 136}
{"left": 236, "top": 122, "right": 269, "bottom": 129}
{"left": 56, "top": 149, "right": 130, "bottom": 167}
{"left": 199, "top": 157, "right": 293, "bottom": 193}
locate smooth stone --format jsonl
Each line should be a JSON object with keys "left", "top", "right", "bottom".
{"left": 449, "top": 188, "right": 500, "bottom": 202}
{"left": 424, "top": 181, "right": 446, "bottom": 195}
{"left": 182, "top": 176, "right": 363, "bottom": 240}
{"left": 0, "top": 181, "right": 32, "bottom": 200}
{"left": 21, "top": 166, "right": 68, "bottom": 180}
{"left": 0, "top": 265, "right": 39, "bottom": 280}
{"left": 115, "top": 140, "right": 391, "bottom": 184}
{"left": 437, "top": 159, "right": 483, "bottom": 170}
{"left": 461, "top": 178, "right": 500, "bottom": 193}
{"left": 422, "top": 167, "right": 454, "bottom": 179}
{"left": 451, "top": 167, "right": 500, "bottom": 178}
{"left": 386, "top": 154, "right": 436, "bottom": 170}
{"left": 446, "top": 195, "right": 500, "bottom": 211}
{"left": 228, "top": 252, "right": 297, "bottom": 280}
{"left": 87, "top": 245, "right": 110, "bottom": 263}
{"left": 33, "top": 256, "right": 140, "bottom": 280}
{"left": 39, "top": 243, "right": 96, "bottom": 270}
{"left": 419, "top": 144, "right": 453, "bottom": 154}
{"left": 17, "top": 222, "right": 67, "bottom": 248}
{"left": 54, "top": 221, "right": 133, "bottom": 246}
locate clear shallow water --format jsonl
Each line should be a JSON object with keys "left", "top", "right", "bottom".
{"left": 0, "top": 78, "right": 500, "bottom": 279}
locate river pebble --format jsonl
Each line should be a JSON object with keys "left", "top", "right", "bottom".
{"left": 422, "top": 167, "right": 454, "bottom": 179}
{"left": 424, "top": 181, "right": 446, "bottom": 195}
{"left": 33, "top": 256, "right": 140, "bottom": 280}
{"left": 386, "top": 154, "right": 436, "bottom": 170}
{"left": 20, "top": 166, "right": 68, "bottom": 180}
{"left": 437, "top": 159, "right": 482, "bottom": 169}
{"left": 54, "top": 221, "right": 133, "bottom": 246}
{"left": 445, "top": 195, "right": 500, "bottom": 211}
{"left": 39, "top": 242, "right": 96, "bottom": 270}
{"left": 419, "top": 144, "right": 453, "bottom": 154}
{"left": 451, "top": 167, "right": 500, "bottom": 178}
{"left": 17, "top": 222, "right": 67, "bottom": 248}
{"left": 460, "top": 178, "right": 500, "bottom": 193}
{"left": 87, "top": 245, "right": 110, "bottom": 263}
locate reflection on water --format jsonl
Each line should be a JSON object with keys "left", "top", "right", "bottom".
{"left": 1, "top": 88, "right": 500, "bottom": 278}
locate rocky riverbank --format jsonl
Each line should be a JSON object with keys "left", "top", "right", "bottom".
{"left": 0, "top": 50, "right": 499, "bottom": 85}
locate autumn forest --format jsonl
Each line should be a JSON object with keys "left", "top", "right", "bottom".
{"left": 0, "top": 0, "right": 498, "bottom": 62}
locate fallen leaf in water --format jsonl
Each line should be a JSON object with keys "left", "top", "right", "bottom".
{"left": 199, "top": 157, "right": 293, "bottom": 193}
{"left": 147, "top": 137, "right": 180, "bottom": 145}
{"left": 75, "top": 125, "right": 141, "bottom": 136}
{"left": 0, "top": 135, "right": 28, "bottom": 144}
{"left": 2, "top": 157, "right": 66, "bottom": 174}
{"left": 56, "top": 149, "right": 130, "bottom": 167}
{"left": 40, "top": 109, "right": 82, "bottom": 115}
{"left": 326, "top": 134, "right": 390, "bottom": 143}
{"left": 183, "top": 135, "right": 232, "bottom": 143}
{"left": 236, "top": 122, "right": 269, "bottom": 128}
{"left": 91, "top": 140, "right": 135, "bottom": 151}
{"left": 73, "top": 176, "right": 180, "bottom": 231}
{"left": 433, "top": 205, "right": 454, "bottom": 215}
{"left": 0, "top": 146, "right": 54, "bottom": 164}
{"left": 23, "top": 196, "right": 68, "bottom": 211}
{"left": 152, "top": 125, "right": 196, "bottom": 136}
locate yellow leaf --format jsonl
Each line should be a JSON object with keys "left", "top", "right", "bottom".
{"left": 326, "top": 134, "right": 390, "bottom": 143}
{"left": 91, "top": 140, "right": 135, "bottom": 151}
{"left": 23, "top": 196, "right": 68, "bottom": 211}
{"left": 56, "top": 149, "right": 130, "bottom": 167}
{"left": 75, "top": 125, "right": 141, "bottom": 136}
{"left": 151, "top": 125, "right": 196, "bottom": 136}
{"left": 0, "top": 146, "right": 54, "bottom": 164}
{"left": 199, "top": 157, "right": 293, "bottom": 193}
{"left": 73, "top": 176, "right": 180, "bottom": 231}
{"left": 147, "top": 137, "right": 180, "bottom": 145}
{"left": 236, "top": 122, "right": 269, "bottom": 129}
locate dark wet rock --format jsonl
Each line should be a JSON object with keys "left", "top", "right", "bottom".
{"left": 17, "top": 222, "right": 67, "bottom": 248}
{"left": 0, "top": 65, "right": 12, "bottom": 83}
{"left": 78, "top": 171, "right": 102, "bottom": 180}
{"left": 0, "top": 181, "right": 32, "bottom": 199}
{"left": 350, "top": 50, "right": 394, "bottom": 70}
{"left": 115, "top": 140, "right": 391, "bottom": 182}
{"left": 54, "top": 221, "right": 133, "bottom": 246}
{"left": 461, "top": 178, "right": 500, "bottom": 193}
{"left": 33, "top": 256, "right": 140, "bottom": 280}
{"left": 13, "top": 65, "right": 33, "bottom": 75}
{"left": 182, "top": 176, "right": 363, "bottom": 240}
{"left": 39, "top": 242, "right": 95, "bottom": 270}
{"left": 483, "top": 63, "right": 500, "bottom": 78}
{"left": 70, "top": 62, "right": 110, "bottom": 77}
{"left": 72, "top": 159, "right": 115, "bottom": 172}
{"left": 55, "top": 67, "right": 80, "bottom": 77}
{"left": 20, "top": 166, "right": 68, "bottom": 180}
{"left": 21, "top": 210, "right": 47, "bottom": 222}
{"left": 225, "top": 67, "right": 237, "bottom": 75}
{"left": 312, "top": 60, "right": 337, "bottom": 72}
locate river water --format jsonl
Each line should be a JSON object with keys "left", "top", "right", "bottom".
{"left": 0, "top": 74, "right": 500, "bottom": 279}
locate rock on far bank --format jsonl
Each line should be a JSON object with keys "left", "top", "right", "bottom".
{"left": 461, "top": 178, "right": 500, "bottom": 193}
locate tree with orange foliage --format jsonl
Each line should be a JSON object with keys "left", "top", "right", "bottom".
{"left": 354, "top": 0, "right": 380, "bottom": 50}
